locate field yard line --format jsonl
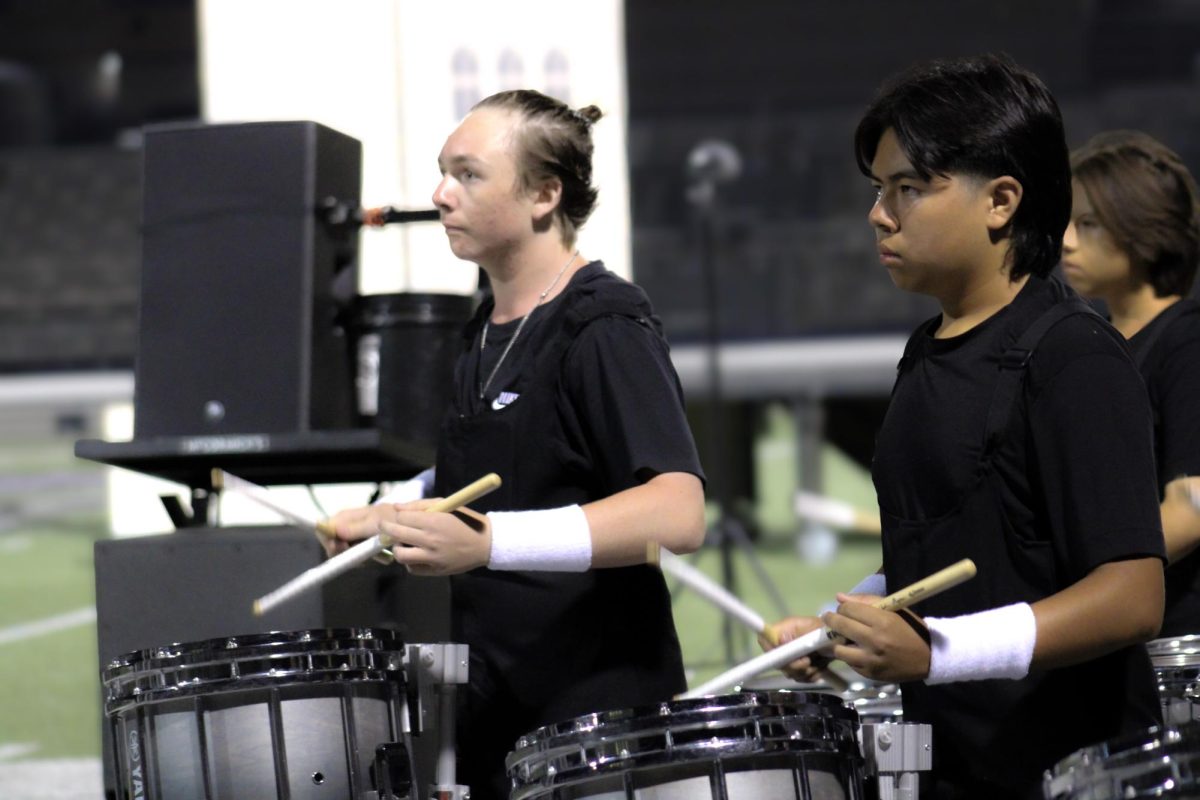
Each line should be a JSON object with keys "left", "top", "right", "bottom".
{"left": 0, "top": 743, "right": 38, "bottom": 761}
{"left": 0, "top": 607, "right": 96, "bottom": 646}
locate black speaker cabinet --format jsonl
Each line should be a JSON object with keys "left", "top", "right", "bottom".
{"left": 94, "top": 526, "right": 451, "bottom": 798}
{"left": 134, "top": 121, "right": 362, "bottom": 438}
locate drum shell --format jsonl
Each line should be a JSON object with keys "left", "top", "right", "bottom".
{"left": 102, "top": 628, "right": 409, "bottom": 800}
{"left": 507, "top": 690, "right": 865, "bottom": 800}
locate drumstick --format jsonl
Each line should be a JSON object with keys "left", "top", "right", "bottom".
{"left": 646, "top": 543, "right": 850, "bottom": 692}
{"left": 213, "top": 468, "right": 395, "bottom": 565}
{"left": 677, "top": 558, "right": 977, "bottom": 699}
{"left": 795, "top": 491, "right": 882, "bottom": 536}
{"left": 252, "top": 473, "right": 502, "bottom": 616}
{"left": 657, "top": 546, "right": 767, "bottom": 631}
{"left": 212, "top": 468, "right": 337, "bottom": 539}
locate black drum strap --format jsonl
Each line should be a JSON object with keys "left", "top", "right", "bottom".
{"left": 982, "top": 297, "right": 1101, "bottom": 456}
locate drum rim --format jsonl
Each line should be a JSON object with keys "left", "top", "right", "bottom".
{"left": 104, "top": 627, "right": 402, "bottom": 672}
{"left": 513, "top": 690, "right": 854, "bottom": 743}
{"left": 1146, "top": 634, "right": 1200, "bottom": 667}
{"left": 1044, "top": 722, "right": 1200, "bottom": 797}
{"left": 101, "top": 628, "right": 407, "bottom": 710}
{"left": 506, "top": 690, "right": 862, "bottom": 791}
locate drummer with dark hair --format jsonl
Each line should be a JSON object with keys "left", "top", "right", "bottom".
{"left": 762, "top": 54, "right": 1166, "bottom": 799}
{"left": 328, "top": 90, "right": 706, "bottom": 800}
{"left": 1063, "top": 130, "right": 1200, "bottom": 637}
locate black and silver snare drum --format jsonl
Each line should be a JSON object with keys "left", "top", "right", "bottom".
{"left": 1043, "top": 722, "right": 1200, "bottom": 799}
{"left": 1147, "top": 635, "right": 1200, "bottom": 725}
{"left": 507, "top": 690, "right": 865, "bottom": 800}
{"left": 102, "top": 628, "right": 410, "bottom": 800}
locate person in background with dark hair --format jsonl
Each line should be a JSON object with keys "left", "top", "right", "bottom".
{"left": 329, "top": 90, "right": 706, "bottom": 800}
{"left": 1063, "top": 130, "right": 1200, "bottom": 636}
{"left": 762, "top": 55, "right": 1164, "bottom": 798}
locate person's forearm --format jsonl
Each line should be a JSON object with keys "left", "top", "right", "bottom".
{"left": 1030, "top": 557, "right": 1163, "bottom": 670}
{"left": 582, "top": 471, "right": 706, "bottom": 568}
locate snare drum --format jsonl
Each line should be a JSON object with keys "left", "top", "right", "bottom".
{"left": 1146, "top": 635, "right": 1200, "bottom": 725}
{"left": 507, "top": 691, "right": 865, "bottom": 799}
{"left": 1043, "top": 722, "right": 1200, "bottom": 799}
{"left": 102, "top": 628, "right": 410, "bottom": 800}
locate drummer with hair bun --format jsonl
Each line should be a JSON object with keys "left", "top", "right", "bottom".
{"left": 329, "top": 90, "right": 707, "bottom": 799}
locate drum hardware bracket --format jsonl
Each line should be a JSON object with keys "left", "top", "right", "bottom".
{"left": 405, "top": 643, "right": 470, "bottom": 800}
{"left": 860, "top": 722, "right": 933, "bottom": 800}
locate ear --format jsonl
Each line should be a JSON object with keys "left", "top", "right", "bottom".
{"left": 984, "top": 175, "right": 1023, "bottom": 231}
{"left": 529, "top": 176, "right": 563, "bottom": 226}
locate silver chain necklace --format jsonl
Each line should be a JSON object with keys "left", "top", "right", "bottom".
{"left": 478, "top": 250, "right": 579, "bottom": 400}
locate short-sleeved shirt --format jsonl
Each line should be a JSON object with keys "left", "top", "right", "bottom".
{"left": 437, "top": 261, "right": 704, "bottom": 800}
{"left": 873, "top": 275, "right": 1164, "bottom": 796}
{"left": 1129, "top": 298, "right": 1200, "bottom": 635}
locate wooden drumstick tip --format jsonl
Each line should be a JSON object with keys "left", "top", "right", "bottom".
{"left": 761, "top": 625, "right": 779, "bottom": 647}
{"left": 210, "top": 468, "right": 225, "bottom": 491}
{"left": 646, "top": 542, "right": 662, "bottom": 567}
{"left": 252, "top": 599, "right": 264, "bottom": 617}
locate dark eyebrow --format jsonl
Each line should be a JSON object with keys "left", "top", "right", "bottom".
{"left": 869, "top": 169, "right": 926, "bottom": 184}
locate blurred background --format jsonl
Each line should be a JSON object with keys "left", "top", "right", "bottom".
{"left": 1, "top": 1, "right": 1198, "bottom": 798}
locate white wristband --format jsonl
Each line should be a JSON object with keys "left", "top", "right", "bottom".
{"left": 374, "top": 467, "right": 436, "bottom": 505}
{"left": 924, "top": 602, "right": 1037, "bottom": 684}
{"left": 486, "top": 505, "right": 592, "bottom": 572}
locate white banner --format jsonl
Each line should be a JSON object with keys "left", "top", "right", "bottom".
{"left": 198, "top": 0, "right": 631, "bottom": 294}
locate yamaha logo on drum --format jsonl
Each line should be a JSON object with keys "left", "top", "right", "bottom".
{"left": 127, "top": 729, "right": 145, "bottom": 799}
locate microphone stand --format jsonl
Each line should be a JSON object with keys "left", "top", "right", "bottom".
{"left": 686, "top": 171, "right": 790, "bottom": 666}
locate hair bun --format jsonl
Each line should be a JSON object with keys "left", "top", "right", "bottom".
{"left": 574, "top": 105, "right": 603, "bottom": 126}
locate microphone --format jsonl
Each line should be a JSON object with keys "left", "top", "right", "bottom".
{"left": 687, "top": 139, "right": 742, "bottom": 183}
{"left": 686, "top": 140, "right": 741, "bottom": 207}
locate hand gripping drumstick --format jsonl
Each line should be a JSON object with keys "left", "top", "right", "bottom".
{"left": 252, "top": 473, "right": 502, "bottom": 616}
{"left": 676, "top": 558, "right": 977, "bottom": 699}
{"left": 646, "top": 544, "right": 850, "bottom": 692}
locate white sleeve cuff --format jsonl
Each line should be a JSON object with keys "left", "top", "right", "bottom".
{"left": 374, "top": 467, "right": 436, "bottom": 505}
{"left": 819, "top": 571, "right": 888, "bottom": 614}
{"left": 849, "top": 572, "right": 887, "bottom": 597}
{"left": 924, "top": 602, "right": 1037, "bottom": 684}
{"left": 486, "top": 505, "right": 593, "bottom": 572}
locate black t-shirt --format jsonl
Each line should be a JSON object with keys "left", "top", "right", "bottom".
{"left": 1129, "top": 298, "right": 1200, "bottom": 635}
{"left": 873, "top": 276, "right": 1165, "bottom": 796}
{"left": 460, "top": 261, "right": 705, "bottom": 490}
{"left": 874, "top": 276, "right": 1164, "bottom": 578}
{"left": 440, "top": 262, "right": 704, "bottom": 800}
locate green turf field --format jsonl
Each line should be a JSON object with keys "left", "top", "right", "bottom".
{"left": 0, "top": 418, "right": 881, "bottom": 763}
